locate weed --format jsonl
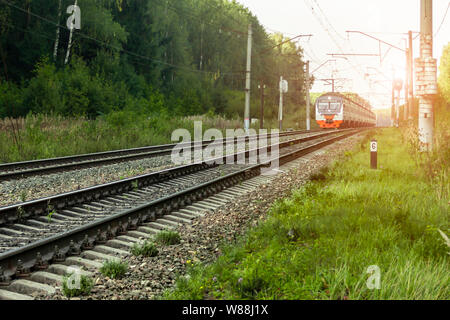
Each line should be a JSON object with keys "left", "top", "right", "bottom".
{"left": 46, "top": 203, "right": 55, "bottom": 223}
{"left": 62, "top": 274, "right": 94, "bottom": 298}
{"left": 309, "top": 166, "right": 329, "bottom": 181}
{"left": 19, "top": 191, "right": 27, "bottom": 202}
{"left": 437, "top": 229, "right": 450, "bottom": 255}
{"left": 131, "top": 179, "right": 139, "bottom": 191}
{"left": 16, "top": 206, "right": 25, "bottom": 221}
{"left": 100, "top": 260, "right": 128, "bottom": 279}
{"left": 47, "top": 210, "right": 56, "bottom": 223}
{"left": 234, "top": 269, "right": 268, "bottom": 299}
{"left": 155, "top": 230, "right": 181, "bottom": 245}
{"left": 131, "top": 240, "right": 159, "bottom": 257}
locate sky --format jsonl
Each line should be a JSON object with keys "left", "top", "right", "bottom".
{"left": 236, "top": 0, "right": 450, "bottom": 109}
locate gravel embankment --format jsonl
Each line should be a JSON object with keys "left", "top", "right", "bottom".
{"left": 36, "top": 131, "right": 369, "bottom": 300}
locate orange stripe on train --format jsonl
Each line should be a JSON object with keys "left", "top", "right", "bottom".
{"left": 316, "top": 120, "right": 343, "bottom": 128}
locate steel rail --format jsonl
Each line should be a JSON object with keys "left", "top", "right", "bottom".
{"left": 0, "top": 130, "right": 346, "bottom": 226}
{"left": 0, "top": 129, "right": 364, "bottom": 283}
{"left": 0, "top": 129, "right": 322, "bottom": 180}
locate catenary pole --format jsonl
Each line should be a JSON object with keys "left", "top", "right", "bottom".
{"left": 244, "top": 24, "right": 253, "bottom": 131}
{"left": 404, "top": 48, "right": 409, "bottom": 122}
{"left": 408, "top": 31, "right": 414, "bottom": 120}
{"left": 305, "top": 61, "right": 311, "bottom": 131}
{"left": 415, "top": 0, "right": 436, "bottom": 151}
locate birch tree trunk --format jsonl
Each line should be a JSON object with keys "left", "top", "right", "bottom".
{"left": 53, "top": 0, "right": 62, "bottom": 61}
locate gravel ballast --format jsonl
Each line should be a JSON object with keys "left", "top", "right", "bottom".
{"left": 34, "top": 131, "right": 369, "bottom": 300}
{"left": 0, "top": 132, "right": 323, "bottom": 207}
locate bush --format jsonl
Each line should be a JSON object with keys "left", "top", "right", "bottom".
{"left": 99, "top": 260, "right": 128, "bottom": 279}
{"left": 0, "top": 81, "right": 24, "bottom": 117}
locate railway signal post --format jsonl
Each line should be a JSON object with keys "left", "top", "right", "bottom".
{"left": 370, "top": 140, "right": 378, "bottom": 169}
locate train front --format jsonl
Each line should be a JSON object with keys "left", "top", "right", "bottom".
{"left": 315, "top": 94, "right": 344, "bottom": 129}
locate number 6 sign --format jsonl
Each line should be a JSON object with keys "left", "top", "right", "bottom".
{"left": 370, "top": 141, "right": 378, "bottom": 152}
{"left": 370, "top": 140, "right": 377, "bottom": 169}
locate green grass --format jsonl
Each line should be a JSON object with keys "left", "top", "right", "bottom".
{"left": 0, "top": 110, "right": 317, "bottom": 164}
{"left": 99, "top": 260, "right": 128, "bottom": 279}
{"left": 163, "top": 128, "right": 449, "bottom": 300}
{"left": 62, "top": 274, "right": 94, "bottom": 298}
{"left": 0, "top": 113, "right": 242, "bottom": 163}
{"left": 155, "top": 230, "right": 181, "bottom": 246}
{"left": 131, "top": 240, "right": 159, "bottom": 257}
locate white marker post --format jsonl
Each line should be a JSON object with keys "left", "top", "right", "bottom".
{"left": 370, "top": 140, "right": 378, "bottom": 169}
{"left": 279, "top": 77, "right": 288, "bottom": 131}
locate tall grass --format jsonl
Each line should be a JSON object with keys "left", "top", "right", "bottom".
{"left": 0, "top": 113, "right": 243, "bottom": 163}
{"left": 0, "top": 108, "right": 319, "bottom": 164}
{"left": 401, "top": 95, "right": 450, "bottom": 200}
{"left": 164, "top": 128, "right": 449, "bottom": 300}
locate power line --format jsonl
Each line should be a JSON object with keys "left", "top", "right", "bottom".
{"left": 304, "top": 0, "right": 368, "bottom": 91}
{"left": 435, "top": 1, "right": 450, "bottom": 37}
{"left": 261, "top": 24, "right": 298, "bottom": 37}
{"left": 152, "top": 0, "right": 249, "bottom": 36}
{"left": 0, "top": 20, "right": 57, "bottom": 42}
{"left": 238, "top": 14, "right": 323, "bottom": 65}
{"left": 305, "top": 39, "right": 322, "bottom": 63}
{"left": 312, "top": 0, "right": 345, "bottom": 40}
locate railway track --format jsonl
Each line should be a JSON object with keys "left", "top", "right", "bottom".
{"left": 0, "top": 128, "right": 364, "bottom": 300}
{"left": 0, "top": 129, "right": 321, "bottom": 181}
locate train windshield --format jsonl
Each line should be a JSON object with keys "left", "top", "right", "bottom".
{"left": 329, "top": 103, "right": 340, "bottom": 111}
{"left": 318, "top": 102, "right": 329, "bottom": 112}
{"left": 317, "top": 98, "right": 342, "bottom": 113}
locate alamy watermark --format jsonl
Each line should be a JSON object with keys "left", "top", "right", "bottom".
{"left": 66, "top": 4, "right": 81, "bottom": 30}
{"left": 366, "top": 265, "right": 381, "bottom": 290}
{"left": 170, "top": 121, "right": 280, "bottom": 176}
{"left": 65, "top": 265, "right": 82, "bottom": 289}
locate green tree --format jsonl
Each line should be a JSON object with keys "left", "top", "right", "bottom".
{"left": 438, "top": 43, "right": 450, "bottom": 102}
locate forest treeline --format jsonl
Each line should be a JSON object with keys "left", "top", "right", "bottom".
{"left": 0, "top": 0, "right": 309, "bottom": 120}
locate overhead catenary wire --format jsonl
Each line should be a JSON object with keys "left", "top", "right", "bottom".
{"left": 0, "top": 20, "right": 58, "bottom": 43}
{"left": 304, "top": 0, "right": 377, "bottom": 93}
{"left": 312, "top": 0, "right": 346, "bottom": 41}
{"left": 434, "top": 1, "right": 450, "bottom": 37}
